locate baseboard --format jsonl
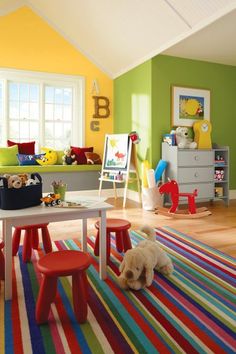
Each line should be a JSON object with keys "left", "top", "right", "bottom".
{"left": 74, "top": 188, "right": 236, "bottom": 201}
{"left": 229, "top": 189, "right": 236, "bottom": 199}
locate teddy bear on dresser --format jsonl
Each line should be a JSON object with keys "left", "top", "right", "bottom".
{"left": 174, "top": 127, "right": 197, "bottom": 149}
{"left": 62, "top": 148, "right": 77, "bottom": 165}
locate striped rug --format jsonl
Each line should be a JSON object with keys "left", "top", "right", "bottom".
{"left": 0, "top": 226, "right": 235, "bottom": 354}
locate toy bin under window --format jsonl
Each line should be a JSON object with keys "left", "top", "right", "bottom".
{"left": 0, "top": 173, "right": 42, "bottom": 210}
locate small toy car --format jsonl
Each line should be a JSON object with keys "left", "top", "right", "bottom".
{"left": 41, "top": 193, "right": 61, "bottom": 207}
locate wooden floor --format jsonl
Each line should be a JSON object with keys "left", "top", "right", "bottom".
{"left": 48, "top": 198, "right": 236, "bottom": 258}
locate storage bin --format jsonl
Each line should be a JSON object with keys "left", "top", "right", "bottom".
{"left": 0, "top": 173, "right": 42, "bottom": 210}
{"left": 142, "top": 186, "right": 163, "bottom": 211}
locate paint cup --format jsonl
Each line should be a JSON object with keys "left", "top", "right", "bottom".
{"left": 52, "top": 184, "right": 67, "bottom": 201}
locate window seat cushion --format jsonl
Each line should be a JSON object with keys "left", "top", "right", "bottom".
{"left": 0, "top": 164, "right": 101, "bottom": 175}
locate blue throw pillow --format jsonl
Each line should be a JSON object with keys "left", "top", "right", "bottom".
{"left": 17, "top": 153, "right": 45, "bottom": 166}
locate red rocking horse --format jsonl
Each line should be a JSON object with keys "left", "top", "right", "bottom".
{"left": 156, "top": 179, "right": 211, "bottom": 219}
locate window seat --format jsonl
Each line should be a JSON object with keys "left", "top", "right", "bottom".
{"left": 0, "top": 165, "right": 102, "bottom": 192}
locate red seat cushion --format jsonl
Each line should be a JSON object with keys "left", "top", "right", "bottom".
{"left": 7, "top": 140, "right": 35, "bottom": 155}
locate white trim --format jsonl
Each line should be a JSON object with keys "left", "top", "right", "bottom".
{"left": 67, "top": 188, "right": 236, "bottom": 202}
{"left": 229, "top": 189, "right": 236, "bottom": 200}
{"left": 0, "top": 68, "right": 85, "bottom": 149}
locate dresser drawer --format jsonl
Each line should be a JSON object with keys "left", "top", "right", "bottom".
{"left": 178, "top": 150, "right": 213, "bottom": 167}
{"left": 178, "top": 167, "right": 214, "bottom": 183}
{"left": 179, "top": 183, "right": 214, "bottom": 199}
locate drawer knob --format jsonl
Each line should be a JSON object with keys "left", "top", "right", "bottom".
{"left": 194, "top": 155, "right": 199, "bottom": 161}
{"left": 194, "top": 172, "right": 199, "bottom": 178}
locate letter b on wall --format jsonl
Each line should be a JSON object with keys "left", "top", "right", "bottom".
{"left": 92, "top": 96, "right": 110, "bottom": 118}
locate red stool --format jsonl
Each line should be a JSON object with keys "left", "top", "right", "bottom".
{"left": 0, "top": 239, "right": 5, "bottom": 281}
{"left": 12, "top": 223, "right": 52, "bottom": 263}
{"left": 94, "top": 218, "right": 132, "bottom": 259}
{"left": 36, "top": 250, "right": 91, "bottom": 325}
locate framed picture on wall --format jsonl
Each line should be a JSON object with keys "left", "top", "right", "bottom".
{"left": 172, "top": 86, "right": 210, "bottom": 127}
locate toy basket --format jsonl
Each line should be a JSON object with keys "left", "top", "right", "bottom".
{"left": 0, "top": 173, "right": 42, "bottom": 210}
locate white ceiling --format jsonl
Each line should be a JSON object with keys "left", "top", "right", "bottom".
{"left": 1, "top": 0, "right": 236, "bottom": 77}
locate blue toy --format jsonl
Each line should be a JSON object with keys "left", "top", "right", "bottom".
{"left": 154, "top": 160, "right": 167, "bottom": 183}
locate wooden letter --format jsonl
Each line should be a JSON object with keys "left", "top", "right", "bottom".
{"left": 90, "top": 121, "right": 100, "bottom": 131}
{"left": 93, "top": 96, "right": 110, "bottom": 118}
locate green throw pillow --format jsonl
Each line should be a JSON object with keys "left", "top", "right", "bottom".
{"left": 0, "top": 145, "right": 19, "bottom": 166}
{"left": 56, "top": 150, "right": 64, "bottom": 165}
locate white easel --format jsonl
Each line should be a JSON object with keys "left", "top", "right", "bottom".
{"left": 99, "top": 134, "right": 141, "bottom": 207}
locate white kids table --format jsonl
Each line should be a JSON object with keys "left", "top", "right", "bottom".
{"left": 0, "top": 195, "right": 113, "bottom": 300}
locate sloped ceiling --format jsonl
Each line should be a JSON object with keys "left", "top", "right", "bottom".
{"left": 1, "top": 0, "right": 236, "bottom": 77}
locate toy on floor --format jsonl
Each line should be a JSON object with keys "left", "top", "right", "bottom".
{"left": 118, "top": 225, "right": 174, "bottom": 290}
{"left": 156, "top": 179, "right": 211, "bottom": 218}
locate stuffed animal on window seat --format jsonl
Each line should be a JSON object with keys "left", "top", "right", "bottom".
{"left": 62, "top": 148, "right": 77, "bottom": 165}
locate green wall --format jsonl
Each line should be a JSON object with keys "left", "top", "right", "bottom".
{"left": 114, "top": 60, "right": 152, "bottom": 166}
{"left": 114, "top": 55, "right": 236, "bottom": 189}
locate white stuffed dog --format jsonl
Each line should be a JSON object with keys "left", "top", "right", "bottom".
{"left": 175, "top": 127, "right": 197, "bottom": 149}
{"left": 118, "top": 226, "right": 174, "bottom": 290}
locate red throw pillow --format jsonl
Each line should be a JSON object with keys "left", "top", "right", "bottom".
{"left": 7, "top": 140, "right": 35, "bottom": 155}
{"left": 71, "top": 146, "right": 93, "bottom": 164}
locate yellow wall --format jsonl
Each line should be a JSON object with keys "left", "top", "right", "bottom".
{"left": 0, "top": 6, "right": 113, "bottom": 156}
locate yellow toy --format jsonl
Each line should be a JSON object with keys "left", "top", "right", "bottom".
{"left": 36, "top": 148, "right": 57, "bottom": 165}
{"left": 193, "top": 120, "right": 212, "bottom": 149}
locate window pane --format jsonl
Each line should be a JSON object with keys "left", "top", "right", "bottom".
{"left": 64, "top": 123, "right": 71, "bottom": 141}
{"left": 55, "top": 88, "right": 63, "bottom": 104}
{"left": 19, "top": 121, "right": 29, "bottom": 139}
{"left": 45, "top": 139, "right": 54, "bottom": 148}
{"left": 45, "top": 104, "right": 53, "bottom": 120}
{"left": 30, "top": 122, "right": 39, "bottom": 139}
{"left": 9, "top": 101, "right": 19, "bottom": 119}
{"left": 54, "top": 105, "right": 63, "bottom": 120}
{"left": 45, "top": 122, "right": 54, "bottom": 139}
{"left": 29, "top": 103, "right": 39, "bottom": 119}
{"left": 54, "top": 122, "right": 63, "bottom": 139}
{"left": 20, "top": 83, "right": 29, "bottom": 101}
{"left": 63, "top": 105, "right": 72, "bottom": 121}
{"left": 64, "top": 88, "right": 72, "bottom": 104}
{"left": 9, "top": 121, "right": 19, "bottom": 139}
{"left": 9, "top": 83, "right": 19, "bottom": 100}
{"left": 30, "top": 85, "right": 39, "bottom": 102}
{"left": 45, "top": 86, "right": 54, "bottom": 103}
{"left": 20, "top": 102, "right": 29, "bottom": 119}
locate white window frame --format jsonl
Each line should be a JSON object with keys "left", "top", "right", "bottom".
{"left": 0, "top": 68, "right": 85, "bottom": 150}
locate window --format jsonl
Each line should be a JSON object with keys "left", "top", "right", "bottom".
{"left": 0, "top": 69, "right": 84, "bottom": 151}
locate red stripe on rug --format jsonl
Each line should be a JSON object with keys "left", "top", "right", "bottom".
{"left": 157, "top": 227, "right": 234, "bottom": 268}
{"left": 134, "top": 290, "right": 199, "bottom": 354}
{"left": 157, "top": 230, "right": 234, "bottom": 279}
{"left": 12, "top": 258, "right": 24, "bottom": 354}
{"left": 150, "top": 281, "right": 224, "bottom": 353}
{"left": 157, "top": 276, "right": 235, "bottom": 348}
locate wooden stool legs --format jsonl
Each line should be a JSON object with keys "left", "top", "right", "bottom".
{"left": 36, "top": 276, "right": 58, "bottom": 324}
{"left": 36, "top": 250, "right": 91, "bottom": 325}
{"left": 72, "top": 272, "right": 88, "bottom": 323}
{"left": 12, "top": 224, "right": 52, "bottom": 262}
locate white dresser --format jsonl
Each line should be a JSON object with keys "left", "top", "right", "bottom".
{"left": 162, "top": 142, "right": 214, "bottom": 204}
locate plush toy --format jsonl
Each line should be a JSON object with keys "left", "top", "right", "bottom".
{"left": 25, "top": 178, "right": 37, "bottom": 186}
{"left": 118, "top": 225, "right": 174, "bottom": 290}
{"left": 18, "top": 173, "right": 28, "bottom": 186}
{"left": 85, "top": 152, "right": 102, "bottom": 164}
{"left": 175, "top": 127, "right": 197, "bottom": 149}
{"left": 36, "top": 148, "right": 57, "bottom": 166}
{"left": 129, "top": 131, "right": 141, "bottom": 144}
{"left": 62, "top": 148, "right": 77, "bottom": 165}
{"left": 6, "top": 175, "right": 22, "bottom": 189}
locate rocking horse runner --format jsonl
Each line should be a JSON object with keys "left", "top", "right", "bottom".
{"left": 156, "top": 179, "right": 211, "bottom": 219}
